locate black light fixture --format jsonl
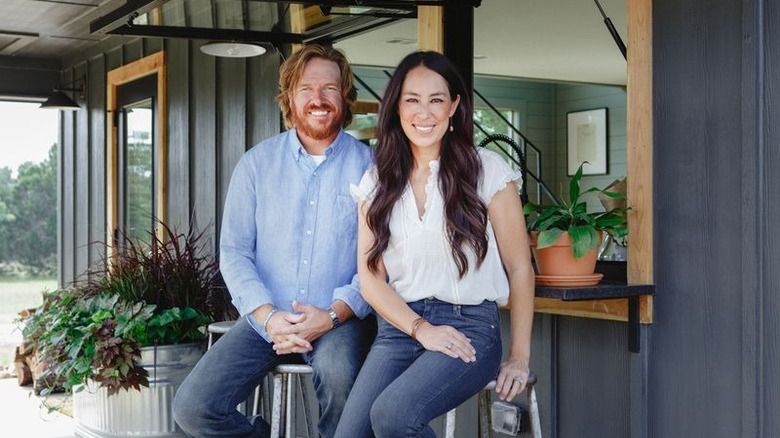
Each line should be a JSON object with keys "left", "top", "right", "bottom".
{"left": 40, "top": 76, "right": 85, "bottom": 111}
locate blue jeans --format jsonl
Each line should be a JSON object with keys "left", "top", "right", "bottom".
{"left": 173, "top": 315, "right": 376, "bottom": 438}
{"left": 334, "top": 299, "right": 502, "bottom": 438}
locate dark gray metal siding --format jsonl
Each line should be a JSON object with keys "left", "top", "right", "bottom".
{"left": 57, "top": 38, "right": 280, "bottom": 285}
{"left": 652, "top": 0, "right": 779, "bottom": 437}
{"left": 761, "top": 0, "right": 780, "bottom": 433}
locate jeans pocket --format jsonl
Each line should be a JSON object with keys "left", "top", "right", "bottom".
{"left": 455, "top": 303, "right": 500, "bottom": 349}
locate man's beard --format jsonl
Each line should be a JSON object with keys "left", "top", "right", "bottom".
{"left": 294, "top": 102, "right": 343, "bottom": 141}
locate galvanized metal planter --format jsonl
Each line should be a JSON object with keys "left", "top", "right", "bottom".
{"left": 73, "top": 343, "right": 205, "bottom": 438}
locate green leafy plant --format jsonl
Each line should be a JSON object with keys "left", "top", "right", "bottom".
{"left": 523, "top": 162, "right": 630, "bottom": 259}
{"left": 19, "top": 221, "right": 234, "bottom": 396}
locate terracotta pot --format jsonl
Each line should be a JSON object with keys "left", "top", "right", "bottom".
{"left": 530, "top": 231, "right": 600, "bottom": 276}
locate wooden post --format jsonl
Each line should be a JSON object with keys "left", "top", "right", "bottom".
{"left": 418, "top": 2, "right": 475, "bottom": 96}
{"left": 627, "top": 0, "right": 654, "bottom": 322}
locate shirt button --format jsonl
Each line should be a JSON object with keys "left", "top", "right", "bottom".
{"left": 309, "top": 200, "right": 315, "bottom": 206}
{"left": 306, "top": 230, "right": 312, "bottom": 235}
{"left": 303, "top": 260, "right": 308, "bottom": 265}
{"left": 299, "top": 289, "right": 305, "bottom": 294}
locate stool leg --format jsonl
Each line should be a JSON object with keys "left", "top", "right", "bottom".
{"left": 252, "top": 383, "right": 262, "bottom": 417}
{"left": 444, "top": 408, "right": 456, "bottom": 438}
{"left": 271, "top": 373, "right": 285, "bottom": 438}
{"left": 263, "top": 375, "right": 272, "bottom": 420}
{"left": 297, "top": 374, "right": 315, "bottom": 437}
{"left": 285, "top": 374, "right": 293, "bottom": 437}
{"left": 478, "top": 389, "right": 493, "bottom": 438}
{"left": 527, "top": 385, "right": 542, "bottom": 438}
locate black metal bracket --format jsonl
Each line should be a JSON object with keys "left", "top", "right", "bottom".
{"left": 628, "top": 296, "right": 640, "bottom": 353}
{"left": 535, "top": 283, "right": 654, "bottom": 353}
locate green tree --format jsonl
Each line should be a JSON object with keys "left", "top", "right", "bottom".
{"left": 0, "top": 166, "right": 15, "bottom": 263}
{"left": 6, "top": 144, "right": 57, "bottom": 273}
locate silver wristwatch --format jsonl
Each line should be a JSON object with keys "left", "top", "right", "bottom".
{"left": 327, "top": 307, "right": 341, "bottom": 329}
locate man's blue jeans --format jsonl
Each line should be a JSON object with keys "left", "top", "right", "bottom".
{"left": 173, "top": 315, "right": 376, "bottom": 438}
{"left": 334, "top": 299, "right": 502, "bottom": 438}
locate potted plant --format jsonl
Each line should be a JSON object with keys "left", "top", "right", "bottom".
{"left": 523, "top": 162, "right": 629, "bottom": 286}
{"left": 20, "top": 221, "right": 233, "bottom": 437}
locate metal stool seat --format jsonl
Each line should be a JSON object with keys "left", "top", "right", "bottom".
{"left": 270, "top": 364, "right": 316, "bottom": 438}
{"left": 207, "top": 320, "right": 236, "bottom": 348}
{"left": 444, "top": 370, "right": 541, "bottom": 438}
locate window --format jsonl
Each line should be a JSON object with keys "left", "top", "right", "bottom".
{"left": 106, "top": 52, "right": 167, "bottom": 253}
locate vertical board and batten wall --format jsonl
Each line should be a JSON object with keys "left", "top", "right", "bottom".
{"left": 57, "top": 38, "right": 280, "bottom": 286}
{"left": 651, "top": 0, "right": 780, "bottom": 437}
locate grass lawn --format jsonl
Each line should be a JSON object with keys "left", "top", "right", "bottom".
{"left": 0, "top": 278, "right": 57, "bottom": 368}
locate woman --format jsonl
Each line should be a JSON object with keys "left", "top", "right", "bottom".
{"left": 334, "top": 51, "right": 535, "bottom": 438}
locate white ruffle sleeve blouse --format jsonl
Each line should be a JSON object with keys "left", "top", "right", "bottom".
{"left": 350, "top": 148, "right": 522, "bottom": 306}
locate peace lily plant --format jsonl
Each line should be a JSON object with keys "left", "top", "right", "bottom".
{"left": 523, "top": 162, "right": 629, "bottom": 259}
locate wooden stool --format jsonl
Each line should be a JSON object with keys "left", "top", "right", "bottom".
{"left": 444, "top": 371, "right": 541, "bottom": 438}
{"left": 270, "top": 364, "right": 316, "bottom": 438}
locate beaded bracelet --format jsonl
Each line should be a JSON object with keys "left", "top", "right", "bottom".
{"left": 262, "top": 308, "right": 279, "bottom": 331}
{"left": 410, "top": 317, "right": 426, "bottom": 340}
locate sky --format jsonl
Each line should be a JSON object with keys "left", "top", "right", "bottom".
{"left": 0, "top": 101, "right": 59, "bottom": 175}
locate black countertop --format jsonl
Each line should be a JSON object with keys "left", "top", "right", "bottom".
{"left": 535, "top": 282, "right": 655, "bottom": 301}
{"left": 532, "top": 260, "right": 654, "bottom": 302}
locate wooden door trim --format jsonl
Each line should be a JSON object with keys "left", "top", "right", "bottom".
{"left": 106, "top": 51, "right": 167, "bottom": 255}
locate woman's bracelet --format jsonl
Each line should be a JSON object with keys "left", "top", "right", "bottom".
{"left": 262, "top": 308, "right": 279, "bottom": 331}
{"left": 410, "top": 317, "right": 426, "bottom": 340}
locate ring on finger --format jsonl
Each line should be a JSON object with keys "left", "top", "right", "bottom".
{"left": 446, "top": 342, "right": 454, "bottom": 350}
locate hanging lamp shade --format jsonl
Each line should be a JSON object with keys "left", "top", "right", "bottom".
{"left": 200, "top": 41, "right": 266, "bottom": 58}
{"left": 40, "top": 90, "right": 80, "bottom": 111}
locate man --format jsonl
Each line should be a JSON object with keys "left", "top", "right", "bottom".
{"left": 173, "top": 44, "right": 375, "bottom": 438}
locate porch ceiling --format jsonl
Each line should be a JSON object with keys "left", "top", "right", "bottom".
{"left": 0, "top": 0, "right": 627, "bottom": 86}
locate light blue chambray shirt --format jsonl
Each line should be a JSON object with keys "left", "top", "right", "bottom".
{"left": 219, "top": 128, "right": 374, "bottom": 341}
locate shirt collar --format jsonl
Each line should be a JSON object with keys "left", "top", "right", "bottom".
{"left": 287, "top": 128, "right": 346, "bottom": 162}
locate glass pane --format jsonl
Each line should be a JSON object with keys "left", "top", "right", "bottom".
{"left": 124, "top": 101, "right": 154, "bottom": 246}
{"left": 474, "top": 108, "right": 517, "bottom": 157}
{"left": 346, "top": 113, "right": 378, "bottom": 147}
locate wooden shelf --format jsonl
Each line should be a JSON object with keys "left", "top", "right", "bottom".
{"left": 532, "top": 282, "right": 655, "bottom": 353}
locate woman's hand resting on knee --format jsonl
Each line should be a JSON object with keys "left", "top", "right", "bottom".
{"left": 414, "top": 322, "right": 477, "bottom": 363}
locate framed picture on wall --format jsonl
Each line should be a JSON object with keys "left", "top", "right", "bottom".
{"left": 567, "top": 108, "right": 608, "bottom": 175}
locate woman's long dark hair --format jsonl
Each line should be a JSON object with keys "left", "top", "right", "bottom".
{"left": 366, "top": 51, "right": 487, "bottom": 278}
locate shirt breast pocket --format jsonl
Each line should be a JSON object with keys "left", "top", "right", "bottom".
{"left": 334, "top": 194, "right": 358, "bottom": 239}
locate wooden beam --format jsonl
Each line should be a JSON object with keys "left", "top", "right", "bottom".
{"left": 627, "top": 0, "right": 653, "bottom": 285}
{"left": 417, "top": 6, "right": 443, "bottom": 52}
{"left": 351, "top": 100, "right": 379, "bottom": 115}
{"left": 627, "top": 0, "right": 654, "bottom": 321}
{"left": 289, "top": 4, "right": 333, "bottom": 53}
{"left": 534, "top": 297, "right": 653, "bottom": 324}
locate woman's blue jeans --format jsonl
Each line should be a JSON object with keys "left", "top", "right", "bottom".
{"left": 334, "top": 299, "right": 502, "bottom": 438}
{"left": 173, "top": 315, "right": 375, "bottom": 438}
